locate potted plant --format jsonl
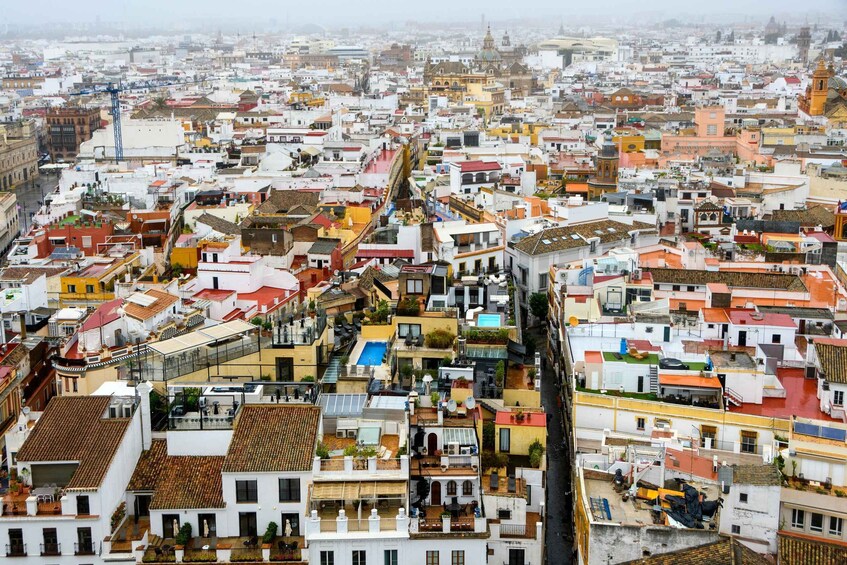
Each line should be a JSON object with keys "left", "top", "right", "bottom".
{"left": 308, "top": 300, "right": 317, "bottom": 318}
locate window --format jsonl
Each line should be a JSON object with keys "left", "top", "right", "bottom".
{"left": 236, "top": 480, "right": 258, "bottom": 503}
{"left": 42, "top": 527, "right": 59, "bottom": 555}
{"left": 772, "top": 334, "right": 781, "bottom": 344}
{"left": 792, "top": 508, "right": 805, "bottom": 529}
{"left": 458, "top": 262, "right": 466, "bottom": 274}
{"left": 739, "top": 493, "right": 748, "bottom": 503}
{"left": 446, "top": 480, "right": 457, "bottom": 496}
{"left": 498, "top": 509, "right": 512, "bottom": 520}
{"left": 740, "top": 430, "right": 757, "bottom": 454}
{"left": 462, "top": 480, "right": 473, "bottom": 496}
{"left": 8, "top": 529, "right": 23, "bottom": 555}
{"left": 406, "top": 279, "right": 423, "bottom": 294}
{"left": 67, "top": 284, "right": 76, "bottom": 293}
{"left": 238, "top": 512, "right": 257, "bottom": 537}
{"left": 85, "top": 284, "right": 94, "bottom": 293}
{"left": 352, "top": 550, "right": 367, "bottom": 565}
{"left": 384, "top": 549, "right": 398, "bottom": 565}
{"left": 811, "top": 513, "right": 824, "bottom": 533}
{"left": 700, "top": 425, "right": 717, "bottom": 445}
{"left": 279, "top": 478, "right": 300, "bottom": 502}
{"left": 426, "top": 551, "right": 439, "bottom": 565}
{"left": 707, "top": 124, "right": 718, "bottom": 136}
{"left": 731, "top": 524, "right": 741, "bottom": 534}
{"left": 508, "top": 548, "right": 526, "bottom": 565}
{"left": 320, "top": 551, "right": 335, "bottom": 565}
{"left": 77, "top": 495, "right": 90, "bottom": 515}
{"left": 834, "top": 390, "right": 844, "bottom": 406}
{"left": 636, "top": 417, "right": 646, "bottom": 430}
{"left": 830, "top": 516, "right": 843, "bottom": 537}
{"left": 672, "top": 285, "right": 680, "bottom": 291}
{"left": 76, "top": 527, "right": 93, "bottom": 555}
{"left": 452, "top": 550, "right": 465, "bottom": 565}
{"left": 397, "top": 323, "right": 421, "bottom": 338}
{"left": 499, "top": 428, "right": 510, "bottom": 453}
{"left": 538, "top": 273, "right": 548, "bottom": 290}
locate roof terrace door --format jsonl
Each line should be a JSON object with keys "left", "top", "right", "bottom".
{"left": 430, "top": 481, "right": 441, "bottom": 506}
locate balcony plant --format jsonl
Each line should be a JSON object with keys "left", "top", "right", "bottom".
{"left": 396, "top": 296, "right": 421, "bottom": 316}
{"left": 424, "top": 329, "right": 455, "bottom": 349}
{"left": 316, "top": 442, "right": 330, "bottom": 460}
{"left": 262, "top": 522, "right": 278, "bottom": 545}
{"left": 175, "top": 523, "right": 192, "bottom": 547}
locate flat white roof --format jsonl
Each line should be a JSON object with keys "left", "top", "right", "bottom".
{"left": 148, "top": 319, "right": 255, "bottom": 356}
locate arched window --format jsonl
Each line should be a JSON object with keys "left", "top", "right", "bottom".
{"left": 709, "top": 213, "right": 718, "bottom": 221}
{"left": 446, "top": 481, "right": 457, "bottom": 496}
{"left": 462, "top": 480, "right": 473, "bottom": 496}
{"left": 700, "top": 213, "right": 709, "bottom": 221}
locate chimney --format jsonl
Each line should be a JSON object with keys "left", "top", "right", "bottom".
{"left": 136, "top": 381, "right": 153, "bottom": 450}
{"left": 18, "top": 314, "right": 26, "bottom": 340}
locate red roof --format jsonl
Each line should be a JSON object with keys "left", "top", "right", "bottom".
{"left": 82, "top": 299, "right": 123, "bottom": 331}
{"left": 729, "top": 310, "right": 796, "bottom": 328}
{"left": 495, "top": 411, "right": 546, "bottom": 427}
{"left": 736, "top": 367, "right": 840, "bottom": 421}
{"left": 785, "top": 77, "right": 801, "bottom": 84}
{"left": 458, "top": 160, "right": 502, "bottom": 173}
{"left": 195, "top": 288, "right": 237, "bottom": 301}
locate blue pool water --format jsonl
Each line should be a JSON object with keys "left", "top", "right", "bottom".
{"left": 357, "top": 341, "right": 388, "bottom": 365}
{"left": 477, "top": 314, "right": 502, "bottom": 327}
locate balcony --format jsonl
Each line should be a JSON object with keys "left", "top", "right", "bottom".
{"left": 40, "top": 542, "right": 61, "bottom": 556}
{"left": 75, "top": 541, "right": 96, "bottom": 556}
{"left": 5, "top": 544, "right": 26, "bottom": 557}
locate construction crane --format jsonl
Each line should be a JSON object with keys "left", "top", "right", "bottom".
{"left": 68, "top": 77, "right": 208, "bottom": 163}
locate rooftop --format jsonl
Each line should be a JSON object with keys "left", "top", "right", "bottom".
{"left": 16, "top": 396, "right": 132, "bottom": 489}
{"left": 223, "top": 405, "right": 321, "bottom": 473}
{"left": 736, "top": 367, "right": 839, "bottom": 421}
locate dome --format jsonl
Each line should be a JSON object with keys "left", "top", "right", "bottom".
{"left": 829, "top": 76, "right": 847, "bottom": 91}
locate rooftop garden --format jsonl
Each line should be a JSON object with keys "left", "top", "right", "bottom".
{"left": 602, "top": 351, "right": 660, "bottom": 365}
{"left": 464, "top": 328, "right": 510, "bottom": 345}
{"left": 576, "top": 385, "right": 658, "bottom": 402}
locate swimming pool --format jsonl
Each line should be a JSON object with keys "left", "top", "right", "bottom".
{"left": 477, "top": 314, "right": 502, "bottom": 328}
{"left": 357, "top": 341, "right": 388, "bottom": 365}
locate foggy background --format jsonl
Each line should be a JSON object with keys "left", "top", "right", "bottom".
{"left": 4, "top": 0, "right": 847, "bottom": 29}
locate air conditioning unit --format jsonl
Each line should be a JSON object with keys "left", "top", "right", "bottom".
{"left": 447, "top": 442, "right": 460, "bottom": 455}
{"left": 347, "top": 429, "right": 358, "bottom": 439}
{"left": 460, "top": 446, "right": 472, "bottom": 455}
{"left": 336, "top": 430, "right": 346, "bottom": 439}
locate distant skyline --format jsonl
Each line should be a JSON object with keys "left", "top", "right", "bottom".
{"left": 5, "top": 0, "right": 847, "bottom": 28}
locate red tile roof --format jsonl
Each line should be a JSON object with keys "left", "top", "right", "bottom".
{"left": 81, "top": 299, "right": 124, "bottom": 331}
{"left": 458, "top": 160, "right": 502, "bottom": 172}
{"left": 495, "top": 410, "right": 546, "bottom": 427}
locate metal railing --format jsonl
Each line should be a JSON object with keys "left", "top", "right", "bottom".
{"left": 74, "top": 542, "right": 95, "bottom": 556}
{"left": 500, "top": 523, "right": 527, "bottom": 537}
{"left": 5, "top": 543, "right": 26, "bottom": 557}
{"left": 40, "top": 543, "right": 60, "bottom": 556}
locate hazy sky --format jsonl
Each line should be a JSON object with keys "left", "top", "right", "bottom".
{"left": 5, "top": 0, "right": 847, "bottom": 26}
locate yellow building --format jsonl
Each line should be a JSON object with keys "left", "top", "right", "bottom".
{"left": 491, "top": 409, "right": 547, "bottom": 457}
{"left": 59, "top": 252, "right": 142, "bottom": 308}
{"left": 465, "top": 82, "right": 505, "bottom": 118}
{"left": 611, "top": 130, "right": 645, "bottom": 153}
{"left": 761, "top": 127, "right": 795, "bottom": 146}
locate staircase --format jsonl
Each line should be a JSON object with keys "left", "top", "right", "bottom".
{"left": 323, "top": 357, "right": 341, "bottom": 385}
{"left": 723, "top": 387, "right": 742, "bottom": 407}
{"left": 648, "top": 366, "right": 659, "bottom": 394}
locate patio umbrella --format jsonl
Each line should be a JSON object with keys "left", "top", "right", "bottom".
{"left": 203, "top": 520, "right": 209, "bottom": 538}
{"left": 284, "top": 519, "right": 292, "bottom": 538}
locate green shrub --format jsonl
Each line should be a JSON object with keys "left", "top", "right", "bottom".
{"left": 262, "top": 521, "right": 278, "bottom": 544}
{"left": 250, "top": 317, "right": 263, "bottom": 326}
{"left": 175, "top": 523, "right": 192, "bottom": 546}
{"left": 316, "top": 442, "right": 330, "bottom": 459}
{"left": 530, "top": 449, "right": 543, "bottom": 468}
{"left": 482, "top": 421, "right": 495, "bottom": 450}
{"left": 482, "top": 451, "right": 509, "bottom": 471}
{"left": 301, "top": 375, "right": 315, "bottom": 382}
{"left": 424, "top": 329, "right": 456, "bottom": 349}
{"left": 184, "top": 550, "right": 217, "bottom": 562}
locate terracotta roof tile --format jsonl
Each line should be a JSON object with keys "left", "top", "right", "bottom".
{"left": 646, "top": 268, "right": 807, "bottom": 292}
{"left": 621, "top": 536, "right": 770, "bottom": 564}
{"left": 149, "top": 455, "right": 225, "bottom": 510}
{"left": 16, "top": 396, "right": 131, "bottom": 490}
{"left": 127, "top": 439, "right": 168, "bottom": 491}
{"left": 223, "top": 405, "right": 320, "bottom": 473}
{"left": 778, "top": 531, "right": 847, "bottom": 564}
{"left": 814, "top": 340, "right": 847, "bottom": 384}
{"left": 124, "top": 289, "right": 180, "bottom": 321}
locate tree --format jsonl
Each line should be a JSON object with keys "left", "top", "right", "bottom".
{"left": 482, "top": 421, "right": 495, "bottom": 450}
{"left": 529, "top": 293, "right": 549, "bottom": 320}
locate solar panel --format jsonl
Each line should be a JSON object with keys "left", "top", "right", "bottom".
{"left": 793, "top": 422, "right": 820, "bottom": 437}
{"left": 821, "top": 427, "right": 847, "bottom": 441}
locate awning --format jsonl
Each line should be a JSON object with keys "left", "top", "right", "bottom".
{"left": 658, "top": 374, "right": 722, "bottom": 389}
{"left": 311, "top": 481, "right": 406, "bottom": 500}
{"left": 442, "top": 428, "right": 476, "bottom": 445}
{"left": 148, "top": 320, "right": 256, "bottom": 356}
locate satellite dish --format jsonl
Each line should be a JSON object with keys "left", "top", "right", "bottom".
{"left": 569, "top": 316, "right": 579, "bottom": 327}
{"left": 465, "top": 396, "right": 476, "bottom": 409}
{"left": 446, "top": 399, "right": 457, "bottom": 413}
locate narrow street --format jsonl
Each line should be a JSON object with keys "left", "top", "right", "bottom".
{"left": 526, "top": 323, "right": 574, "bottom": 565}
